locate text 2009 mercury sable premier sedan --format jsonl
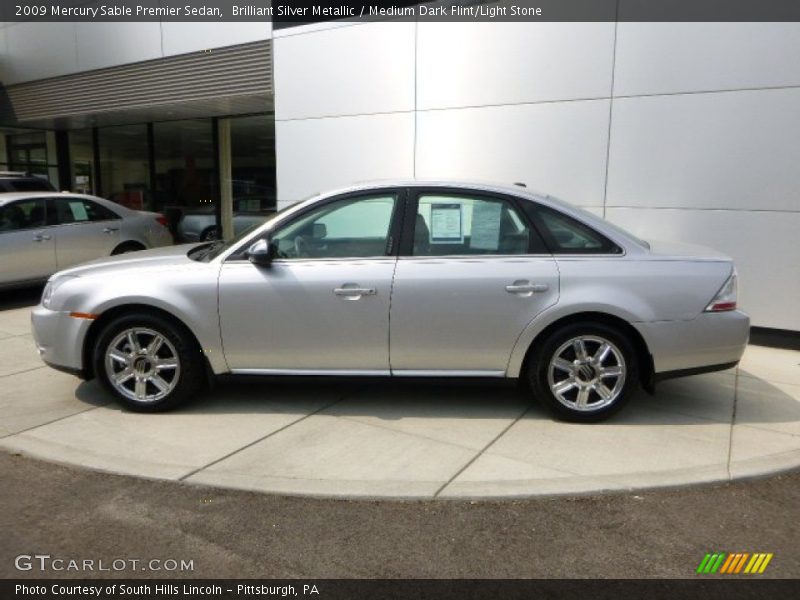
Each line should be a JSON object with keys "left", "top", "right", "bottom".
{"left": 31, "top": 181, "right": 749, "bottom": 421}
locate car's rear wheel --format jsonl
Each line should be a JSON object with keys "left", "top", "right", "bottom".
{"left": 528, "top": 322, "right": 638, "bottom": 422}
{"left": 94, "top": 313, "right": 203, "bottom": 412}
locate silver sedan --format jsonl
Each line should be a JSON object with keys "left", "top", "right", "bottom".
{"left": 1, "top": 192, "right": 173, "bottom": 289}
{"left": 31, "top": 181, "right": 749, "bottom": 421}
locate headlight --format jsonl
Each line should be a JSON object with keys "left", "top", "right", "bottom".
{"left": 41, "top": 277, "right": 73, "bottom": 310}
{"left": 41, "top": 281, "right": 55, "bottom": 308}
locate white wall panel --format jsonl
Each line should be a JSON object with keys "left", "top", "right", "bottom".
{"left": 275, "top": 113, "right": 414, "bottom": 205}
{"left": 3, "top": 23, "right": 78, "bottom": 84}
{"left": 606, "top": 207, "right": 800, "bottom": 331}
{"left": 417, "top": 22, "right": 615, "bottom": 109}
{"left": 416, "top": 100, "right": 610, "bottom": 209}
{"left": 161, "top": 22, "right": 270, "bottom": 57}
{"left": 274, "top": 22, "right": 415, "bottom": 121}
{"left": 607, "top": 88, "right": 800, "bottom": 211}
{"left": 75, "top": 23, "right": 162, "bottom": 72}
{"left": 615, "top": 23, "right": 800, "bottom": 97}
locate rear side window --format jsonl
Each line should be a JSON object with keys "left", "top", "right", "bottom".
{"left": 49, "top": 198, "right": 120, "bottom": 224}
{"left": 523, "top": 203, "right": 621, "bottom": 254}
{"left": 412, "top": 193, "right": 546, "bottom": 256}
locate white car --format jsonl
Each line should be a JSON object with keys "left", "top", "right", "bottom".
{"left": 0, "top": 192, "right": 173, "bottom": 289}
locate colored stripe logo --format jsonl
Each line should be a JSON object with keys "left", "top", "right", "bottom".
{"left": 696, "top": 552, "right": 773, "bottom": 574}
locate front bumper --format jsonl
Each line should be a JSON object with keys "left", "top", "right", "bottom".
{"left": 31, "top": 305, "right": 93, "bottom": 377}
{"left": 634, "top": 310, "right": 750, "bottom": 375}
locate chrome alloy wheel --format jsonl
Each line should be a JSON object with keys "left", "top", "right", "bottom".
{"left": 104, "top": 327, "right": 181, "bottom": 403}
{"left": 546, "top": 335, "right": 626, "bottom": 412}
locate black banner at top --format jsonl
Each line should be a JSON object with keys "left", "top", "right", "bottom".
{"left": 3, "top": 0, "right": 800, "bottom": 24}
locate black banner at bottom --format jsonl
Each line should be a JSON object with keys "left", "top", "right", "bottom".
{"left": 3, "top": 579, "right": 799, "bottom": 600}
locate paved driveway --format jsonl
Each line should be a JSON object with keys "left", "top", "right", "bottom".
{"left": 1, "top": 287, "right": 799, "bottom": 498}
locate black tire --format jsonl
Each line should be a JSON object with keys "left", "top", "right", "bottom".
{"left": 200, "top": 227, "right": 220, "bottom": 242}
{"left": 111, "top": 242, "right": 146, "bottom": 255}
{"left": 93, "top": 312, "right": 204, "bottom": 412}
{"left": 528, "top": 321, "right": 639, "bottom": 422}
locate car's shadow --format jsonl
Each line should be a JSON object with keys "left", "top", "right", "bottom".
{"left": 74, "top": 367, "right": 800, "bottom": 428}
{"left": 0, "top": 285, "right": 43, "bottom": 310}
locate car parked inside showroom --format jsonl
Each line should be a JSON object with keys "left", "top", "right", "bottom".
{"left": 31, "top": 181, "right": 749, "bottom": 421}
{"left": 0, "top": 171, "right": 56, "bottom": 192}
{"left": 0, "top": 192, "right": 173, "bottom": 289}
{"left": 176, "top": 197, "right": 275, "bottom": 242}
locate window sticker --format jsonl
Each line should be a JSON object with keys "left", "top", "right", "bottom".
{"left": 68, "top": 201, "right": 89, "bottom": 221}
{"left": 430, "top": 203, "right": 463, "bottom": 243}
{"left": 470, "top": 202, "right": 503, "bottom": 250}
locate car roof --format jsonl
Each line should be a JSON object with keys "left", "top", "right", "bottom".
{"left": 0, "top": 191, "right": 104, "bottom": 206}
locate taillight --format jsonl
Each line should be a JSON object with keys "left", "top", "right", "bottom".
{"left": 705, "top": 270, "right": 738, "bottom": 312}
{"left": 155, "top": 214, "right": 169, "bottom": 228}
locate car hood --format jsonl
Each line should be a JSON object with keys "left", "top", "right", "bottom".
{"left": 646, "top": 239, "right": 732, "bottom": 261}
{"left": 51, "top": 244, "right": 204, "bottom": 279}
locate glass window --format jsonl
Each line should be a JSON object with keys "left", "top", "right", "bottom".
{"left": 413, "top": 194, "right": 533, "bottom": 256}
{"left": 524, "top": 204, "right": 620, "bottom": 254}
{"left": 230, "top": 115, "right": 277, "bottom": 213}
{"left": 6, "top": 131, "right": 58, "bottom": 185}
{"left": 154, "top": 119, "right": 215, "bottom": 214}
{"left": 0, "top": 199, "right": 47, "bottom": 232}
{"left": 69, "top": 129, "right": 96, "bottom": 195}
{"left": 49, "top": 198, "right": 119, "bottom": 224}
{"left": 271, "top": 195, "right": 397, "bottom": 259}
{"left": 98, "top": 125, "right": 151, "bottom": 210}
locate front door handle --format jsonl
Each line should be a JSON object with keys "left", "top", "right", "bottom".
{"left": 32, "top": 233, "right": 52, "bottom": 242}
{"left": 103, "top": 227, "right": 119, "bottom": 234}
{"left": 505, "top": 281, "right": 549, "bottom": 296}
{"left": 333, "top": 286, "right": 377, "bottom": 300}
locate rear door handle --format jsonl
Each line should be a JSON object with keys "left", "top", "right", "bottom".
{"left": 103, "top": 227, "right": 119, "bottom": 234}
{"left": 505, "top": 281, "right": 549, "bottom": 296}
{"left": 32, "top": 233, "right": 52, "bottom": 242}
{"left": 333, "top": 286, "right": 377, "bottom": 300}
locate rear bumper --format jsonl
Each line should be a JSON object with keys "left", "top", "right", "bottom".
{"left": 634, "top": 310, "right": 750, "bottom": 375}
{"left": 31, "top": 305, "right": 92, "bottom": 376}
{"left": 654, "top": 361, "right": 740, "bottom": 383}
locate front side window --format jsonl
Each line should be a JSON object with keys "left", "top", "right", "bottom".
{"left": 0, "top": 199, "right": 47, "bottom": 232}
{"left": 271, "top": 194, "right": 397, "bottom": 259}
{"left": 412, "top": 194, "right": 535, "bottom": 256}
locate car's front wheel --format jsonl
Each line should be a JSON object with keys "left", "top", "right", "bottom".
{"left": 528, "top": 322, "right": 638, "bottom": 422}
{"left": 94, "top": 313, "right": 203, "bottom": 412}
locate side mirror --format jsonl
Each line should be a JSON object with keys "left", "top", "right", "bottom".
{"left": 247, "top": 238, "right": 274, "bottom": 266}
{"left": 312, "top": 222, "right": 327, "bottom": 240}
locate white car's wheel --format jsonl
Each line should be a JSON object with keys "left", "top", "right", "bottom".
{"left": 529, "top": 322, "right": 638, "bottom": 422}
{"left": 94, "top": 313, "right": 203, "bottom": 412}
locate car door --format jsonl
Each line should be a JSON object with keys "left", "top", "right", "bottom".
{"left": 48, "top": 197, "right": 121, "bottom": 268}
{"left": 389, "top": 188, "right": 560, "bottom": 375}
{"left": 218, "top": 190, "right": 402, "bottom": 373}
{"left": 0, "top": 197, "right": 56, "bottom": 285}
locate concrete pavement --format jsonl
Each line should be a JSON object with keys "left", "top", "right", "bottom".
{"left": 1, "top": 296, "right": 799, "bottom": 498}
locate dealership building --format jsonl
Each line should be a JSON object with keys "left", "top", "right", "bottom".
{"left": 0, "top": 17, "right": 798, "bottom": 333}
